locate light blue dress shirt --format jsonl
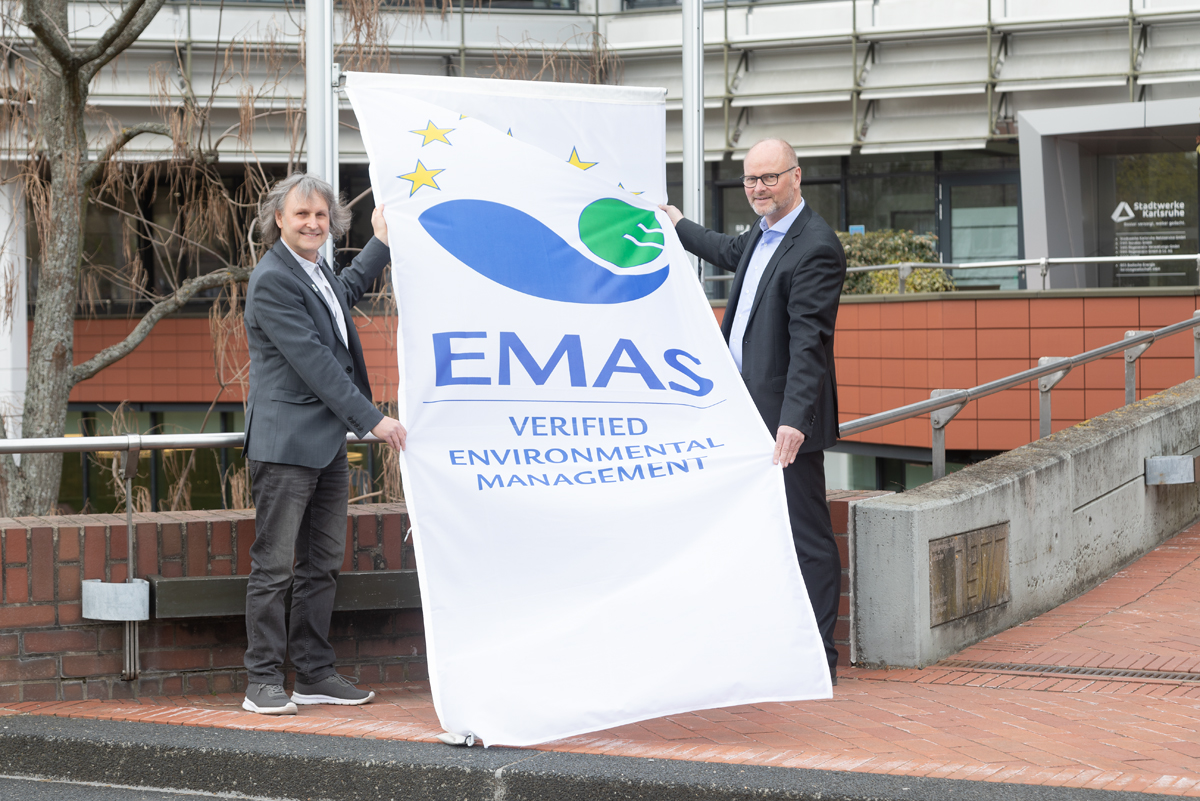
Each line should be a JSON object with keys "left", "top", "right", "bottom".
{"left": 728, "top": 199, "right": 805, "bottom": 372}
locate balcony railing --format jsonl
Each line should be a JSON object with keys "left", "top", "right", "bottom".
{"left": 705, "top": 253, "right": 1200, "bottom": 295}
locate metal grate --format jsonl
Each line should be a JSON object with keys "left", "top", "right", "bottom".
{"left": 940, "top": 660, "right": 1200, "bottom": 684}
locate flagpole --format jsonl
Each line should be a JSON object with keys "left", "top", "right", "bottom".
{"left": 306, "top": 0, "right": 337, "bottom": 264}
{"left": 681, "top": 0, "right": 704, "bottom": 277}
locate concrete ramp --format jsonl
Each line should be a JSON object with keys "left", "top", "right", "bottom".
{"left": 854, "top": 377, "right": 1200, "bottom": 668}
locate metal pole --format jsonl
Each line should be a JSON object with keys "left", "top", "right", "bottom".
{"left": 306, "top": 0, "right": 336, "bottom": 263}
{"left": 331, "top": 64, "right": 340, "bottom": 202}
{"left": 932, "top": 425, "right": 946, "bottom": 479}
{"left": 1037, "top": 357, "right": 1071, "bottom": 439}
{"left": 1038, "top": 386, "right": 1052, "bottom": 439}
{"left": 1194, "top": 311, "right": 1200, "bottom": 378}
{"left": 682, "top": 0, "right": 705, "bottom": 274}
{"left": 929, "top": 390, "right": 967, "bottom": 480}
{"left": 1124, "top": 330, "right": 1152, "bottom": 406}
{"left": 1128, "top": 0, "right": 1135, "bottom": 103}
{"left": 122, "top": 434, "right": 141, "bottom": 682}
{"left": 850, "top": 1, "right": 858, "bottom": 147}
{"left": 986, "top": 0, "right": 994, "bottom": 136}
{"left": 459, "top": 3, "right": 466, "bottom": 77}
{"left": 1125, "top": 353, "right": 1136, "bottom": 406}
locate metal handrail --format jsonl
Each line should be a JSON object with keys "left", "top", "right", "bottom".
{"left": 847, "top": 253, "right": 1200, "bottom": 275}
{"left": 706, "top": 255, "right": 1200, "bottom": 294}
{"left": 0, "top": 428, "right": 384, "bottom": 683}
{"left": 838, "top": 309, "right": 1200, "bottom": 479}
{"left": 0, "top": 430, "right": 378, "bottom": 456}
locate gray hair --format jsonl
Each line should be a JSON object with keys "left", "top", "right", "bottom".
{"left": 256, "top": 172, "right": 352, "bottom": 247}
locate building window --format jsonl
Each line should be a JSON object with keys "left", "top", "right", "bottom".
{"left": 845, "top": 154, "right": 937, "bottom": 235}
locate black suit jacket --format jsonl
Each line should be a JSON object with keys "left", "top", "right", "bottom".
{"left": 242, "top": 238, "right": 390, "bottom": 468}
{"left": 676, "top": 204, "right": 845, "bottom": 453}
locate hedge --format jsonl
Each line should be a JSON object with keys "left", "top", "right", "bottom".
{"left": 838, "top": 229, "right": 955, "bottom": 295}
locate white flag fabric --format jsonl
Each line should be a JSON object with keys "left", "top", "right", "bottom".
{"left": 345, "top": 72, "right": 831, "bottom": 748}
{"left": 346, "top": 72, "right": 668, "bottom": 204}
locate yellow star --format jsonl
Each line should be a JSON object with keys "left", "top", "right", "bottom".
{"left": 410, "top": 121, "right": 454, "bottom": 146}
{"left": 506, "top": 128, "right": 513, "bottom": 137}
{"left": 398, "top": 161, "right": 444, "bottom": 196}
{"left": 567, "top": 147, "right": 597, "bottom": 170}
{"left": 618, "top": 182, "right": 645, "bottom": 196}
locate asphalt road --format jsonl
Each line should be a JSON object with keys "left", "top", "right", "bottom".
{"left": 0, "top": 775, "right": 300, "bottom": 801}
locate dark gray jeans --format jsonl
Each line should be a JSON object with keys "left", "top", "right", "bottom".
{"left": 244, "top": 444, "right": 348, "bottom": 686}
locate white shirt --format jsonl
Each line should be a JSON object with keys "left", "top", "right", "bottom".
{"left": 728, "top": 199, "right": 805, "bottom": 372}
{"left": 282, "top": 241, "right": 348, "bottom": 348}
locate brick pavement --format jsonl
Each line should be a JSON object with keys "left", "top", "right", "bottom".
{"left": 6, "top": 522, "right": 1200, "bottom": 795}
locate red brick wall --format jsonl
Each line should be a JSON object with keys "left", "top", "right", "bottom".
{"left": 2, "top": 492, "right": 879, "bottom": 698}
{"left": 67, "top": 313, "right": 399, "bottom": 405}
{"left": 835, "top": 294, "right": 1200, "bottom": 451}
{"left": 0, "top": 504, "right": 421, "bottom": 702}
{"left": 828, "top": 489, "right": 890, "bottom": 669}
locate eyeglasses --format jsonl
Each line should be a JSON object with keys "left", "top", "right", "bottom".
{"left": 740, "top": 166, "right": 797, "bottom": 188}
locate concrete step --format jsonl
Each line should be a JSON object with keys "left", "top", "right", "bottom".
{"left": 0, "top": 715, "right": 1148, "bottom": 801}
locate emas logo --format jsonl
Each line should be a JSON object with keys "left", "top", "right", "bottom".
{"left": 419, "top": 198, "right": 670, "bottom": 304}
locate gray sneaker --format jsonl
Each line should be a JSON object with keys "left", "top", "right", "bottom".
{"left": 242, "top": 683, "right": 298, "bottom": 715}
{"left": 291, "top": 673, "right": 375, "bottom": 706}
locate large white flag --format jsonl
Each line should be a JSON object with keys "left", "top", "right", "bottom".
{"left": 346, "top": 72, "right": 668, "bottom": 204}
{"left": 346, "top": 73, "right": 830, "bottom": 748}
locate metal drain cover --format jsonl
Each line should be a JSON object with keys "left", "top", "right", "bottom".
{"left": 939, "top": 659, "right": 1200, "bottom": 683}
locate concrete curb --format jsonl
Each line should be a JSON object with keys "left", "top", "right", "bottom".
{"left": 0, "top": 716, "right": 1161, "bottom": 800}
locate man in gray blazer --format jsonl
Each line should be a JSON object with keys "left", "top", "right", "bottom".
{"left": 241, "top": 173, "right": 406, "bottom": 715}
{"left": 660, "top": 139, "right": 846, "bottom": 683}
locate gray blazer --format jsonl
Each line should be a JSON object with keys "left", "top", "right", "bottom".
{"left": 243, "top": 237, "right": 390, "bottom": 468}
{"left": 677, "top": 204, "right": 845, "bottom": 453}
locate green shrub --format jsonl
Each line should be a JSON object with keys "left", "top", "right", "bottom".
{"left": 837, "top": 229, "right": 954, "bottom": 295}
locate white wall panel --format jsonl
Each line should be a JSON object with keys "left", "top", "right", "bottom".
{"left": 996, "top": 29, "right": 1130, "bottom": 92}
{"left": 733, "top": 46, "right": 854, "bottom": 107}
{"left": 860, "top": 37, "right": 988, "bottom": 99}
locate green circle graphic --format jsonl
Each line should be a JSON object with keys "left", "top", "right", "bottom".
{"left": 578, "top": 198, "right": 665, "bottom": 268}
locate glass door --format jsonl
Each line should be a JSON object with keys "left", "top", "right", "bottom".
{"left": 938, "top": 173, "right": 1023, "bottom": 290}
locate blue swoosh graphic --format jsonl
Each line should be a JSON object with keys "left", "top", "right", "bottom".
{"left": 419, "top": 199, "right": 670, "bottom": 304}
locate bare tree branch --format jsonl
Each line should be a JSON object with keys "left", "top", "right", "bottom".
{"left": 70, "top": 266, "right": 252, "bottom": 384}
{"left": 346, "top": 186, "right": 373, "bottom": 209}
{"left": 90, "top": 194, "right": 238, "bottom": 273}
{"left": 81, "top": 122, "right": 172, "bottom": 187}
{"left": 22, "top": 0, "right": 75, "bottom": 69}
{"left": 79, "top": 0, "right": 169, "bottom": 83}
{"left": 208, "top": 108, "right": 290, "bottom": 151}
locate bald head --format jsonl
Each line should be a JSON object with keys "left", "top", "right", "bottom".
{"left": 743, "top": 139, "right": 802, "bottom": 226}
{"left": 746, "top": 139, "right": 799, "bottom": 170}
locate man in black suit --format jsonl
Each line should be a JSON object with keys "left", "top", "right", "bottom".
{"left": 660, "top": 139, "right": 846, "bottom": 681}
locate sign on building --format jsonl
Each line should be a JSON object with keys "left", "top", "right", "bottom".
{"left": 1104, "top": 153, "right": 1198, "bottom": 285}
